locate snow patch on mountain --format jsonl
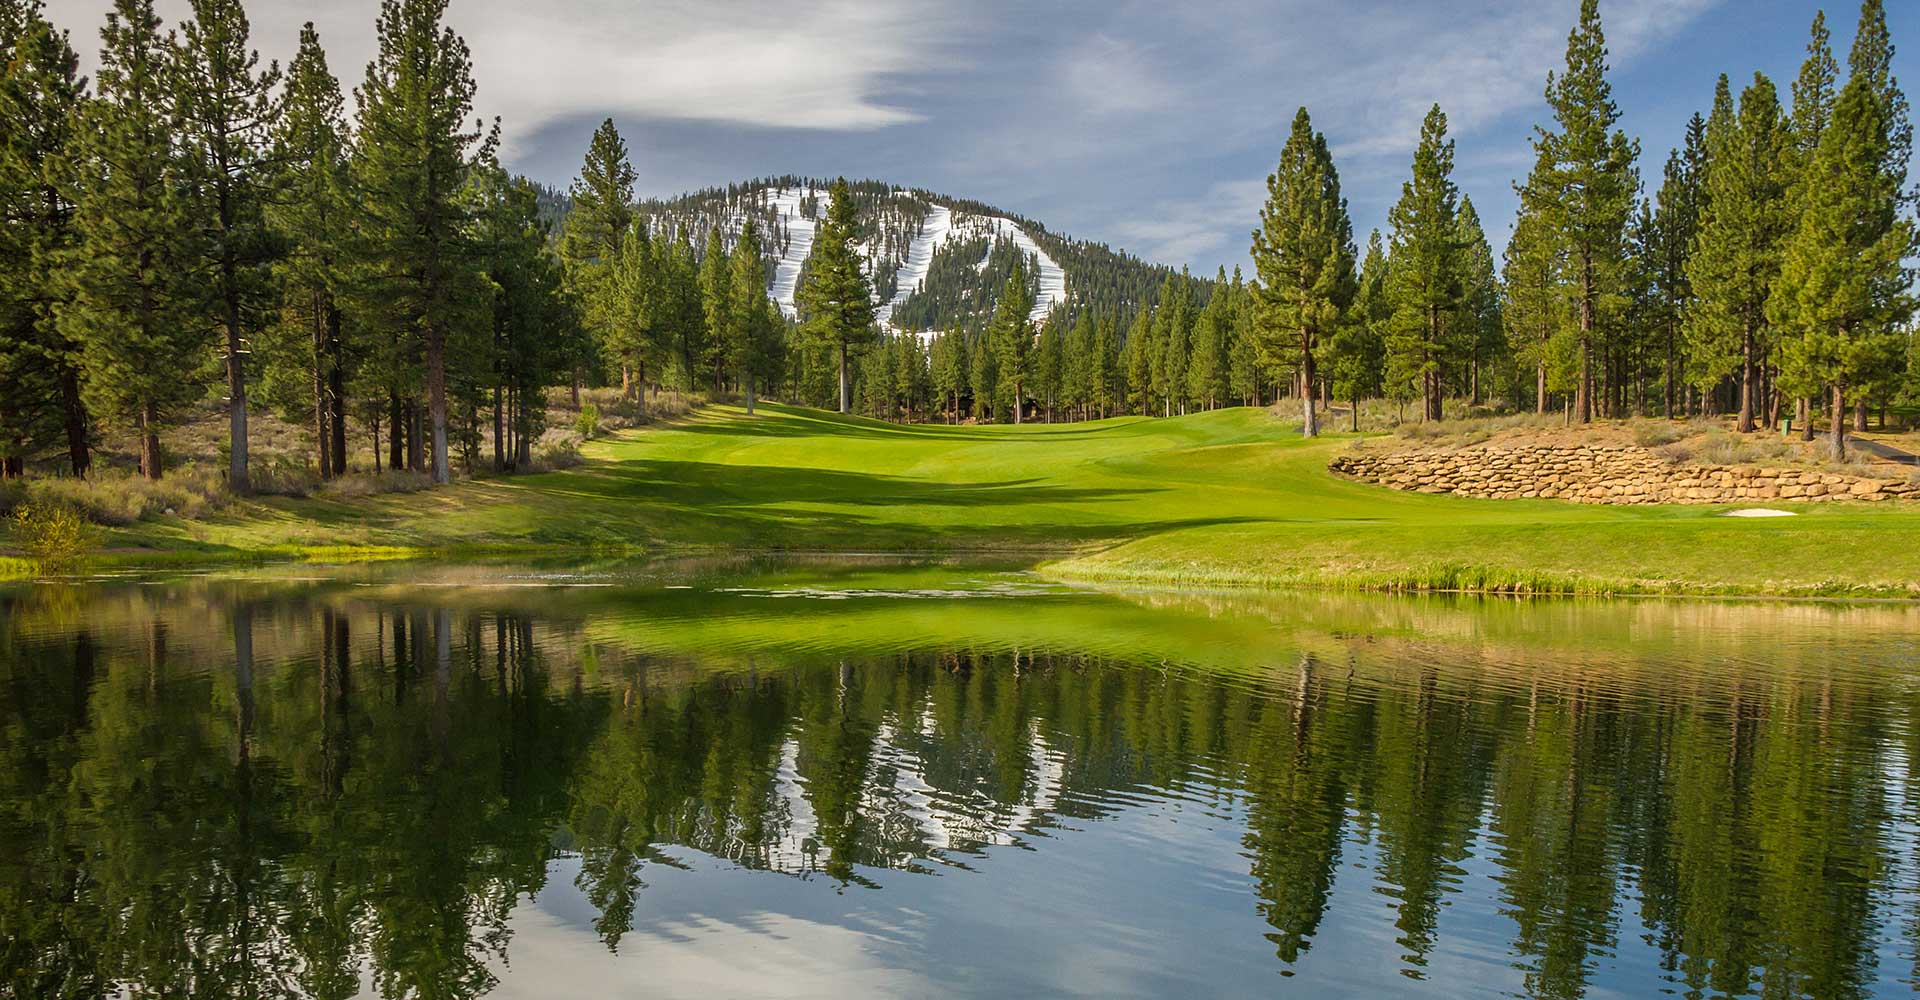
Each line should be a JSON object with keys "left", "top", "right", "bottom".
{"left": 874, "top": 204, "right": 953, "bottom": 330}
{"left": 765, "top": 186, "right": 826, "bottom": 320}
{"left": 879, "top": 205, "right": 1066, "bottom": 334}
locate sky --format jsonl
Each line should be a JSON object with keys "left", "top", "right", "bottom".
{"left": 44, "top": 0, "right": 1920, "bottom": 274}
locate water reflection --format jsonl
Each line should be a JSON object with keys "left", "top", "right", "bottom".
{"left": 2, "top": 569, "right": 1919, "bottom": 998}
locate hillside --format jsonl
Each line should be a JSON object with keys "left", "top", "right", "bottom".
{"left": 623, "top": 177, "right": 1179, "bottom": 334}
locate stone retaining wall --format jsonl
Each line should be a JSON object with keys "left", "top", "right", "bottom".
{"left": 1329, "top": 444, "right": 1917, "bottom": 505}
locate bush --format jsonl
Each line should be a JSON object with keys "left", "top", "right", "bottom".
{"left": 252, "top": 455, "right": 321, "bottom": 497}
{"left": 575, "top": 402, "right": 600, "bottom": 440}
{"left": 13, "top": 467, "right": 227, "bottom": 525}
{"left": 529, "top": 437, "right": 583, "bottom": 471}
{"left": 322, "top": 470, "right": 434, "bottom": 498}
{"left": 9, "top": 503, "right": 92, "bottom": 571}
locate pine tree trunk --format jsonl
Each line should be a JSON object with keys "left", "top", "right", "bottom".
{"left": 1829, "top": 382, "right": 1847, "bottom": 462}
{"left": 1665, "top": 318, "right": 1676, "bottom": 420}
{"left": 1799, "top": 397, "right": 1813, "bottom": 441}
{"left": 492, "top": 382, "right": 505, "bottom": 473}
{"left": 314, "top": 295, "right": 332, "bottom": 480}
{"left": 1737, "top": 326, "right": 1756, "bottom": 433}
{"left": 387, "top": 394, "right": 403, "bottom": 471}
{"left": 1854, "top": 401, "right": 1868, "bottom": 432}
{"left": 1300, "top": 325, "right": 1318, "bottom": 438}
{"left": 139, "top": 401, "right": 162, "bottom": 480}
{"left": 1576, "top": 251, "right": 1594, "bottom": 424}
{"left": 428, "top": 321, "right": 449, "bottom": 484}
{"left": 746, "top": 374, "right": 757, "bottom": 416}
{"left": 1015, "top": 380, "right": 1023, "bottom": 425}
{"left": 838, "top": 343, "right": 850, "bottom": 413}
{"left": 407, "top": 403, "right": 423, "bottom": 472}
{"left": 328, "top": 311, "right": 347, "bottom": 475}
{"left": 61, "top": 366, "right": 89, "bottom": 477}
{"left": 227, "top": 297, "right": 251, "bottom": 493}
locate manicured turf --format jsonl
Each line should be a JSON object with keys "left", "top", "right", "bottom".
{"left": 89, "top": 403, "right": 1920, "bottom": 596}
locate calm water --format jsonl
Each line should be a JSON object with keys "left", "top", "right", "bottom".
{"left": 4, "top": 561, "right": 1920, "bottom": 999}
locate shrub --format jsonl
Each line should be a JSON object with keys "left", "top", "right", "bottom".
{"left": 530, "top": 437, "right": 583, "bottom": 471}
{"left": 16, "top": 467, "right": 227, "bottom": 525}
{"left": 322, "top": 470, "right": 434, "bottom": 498}
{"left": 9, "top": 503, "right": 92, "bottom": 571}
{"left": 252, "top": 455, "right": 321, "bottom": 497}
{"left": 575, "top": 402, "right": 600, "bottom": 440}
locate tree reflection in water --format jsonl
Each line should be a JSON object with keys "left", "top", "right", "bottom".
{"left": 2, "top": 572, "right": 1918, "bottom": 998}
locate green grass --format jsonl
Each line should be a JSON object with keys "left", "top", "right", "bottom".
{"left": 47, "top": 402, "right": 1920, "bottom": 597}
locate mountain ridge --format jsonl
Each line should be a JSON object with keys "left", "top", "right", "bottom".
{"left": 619, "top": 176, "right": 1186, "bottom": 333}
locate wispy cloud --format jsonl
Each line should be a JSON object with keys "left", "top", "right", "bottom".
{"left": 51, "top": 0, "right": 967, "bottom": 142}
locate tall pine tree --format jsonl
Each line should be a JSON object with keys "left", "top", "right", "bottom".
{"left": 175, "top": 0, "right": 281, "bottom": 493}
{"left": 1684, "top": 73, "right": 1790, "bottom": 433}
{"left": 0, "top": 0, "right": 89, "bottom": 476}
{"left": 271, "top": 23, "right": 350, "bottom": 477}
{"left": 1251, "top": 107, "right": 1356, "bottom": 437}
{"left": 348, "top": 0, "right": 482, "bottom": 484}
{"left": 1532, "top": 0, "right": 1639, "bottom": 422}
{"left": 1385, "top": 104, "right": 1463, "bottom": 422}
{"left": 987, "top": 255, "right": 1035, "bottom": 423}
{"left": 1770, "top": 1, "right": 1915, "bottom": 459}
{"left": 795, "top": 178, "right": 874, "bottom": 413}
{"left": 557, "top": 118, "right": 635, "bottom": 399}
{"left": 60, "top": 0, "right": 202, "bottom": 479}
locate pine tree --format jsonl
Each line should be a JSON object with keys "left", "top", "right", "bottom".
{"left": 1456, "top": 197, "right": 1503, "bottom": 406}
{"left": 270, "top": 23, "right": 350, "bottom": 477}
{"left": 1251, "top": 107, "right": 1356, "bottom": 436}
{"left": 699, "top": 230, "right": 732, "bottom": 393}
{"left": 1328, "top": 232, "right": 1389, "bottom": 429}
{"left": 1034, "top": 310, "right": 1064, "bottom": 421}
{"left": 175, "top": 0, "right": 281, "bottom": 494}
{"left": 1533, "top": 0, "right": 1640, "bottom": 422}
{"left": 0, "top": 0, "right": 89, "bottom": 476}
{"left": 610, "top": 223, "right": 656, "bottom": 398}
{"left": 1156, "top": 269, "right": 1193, "bottom": 415}
{"left": 729, "top": 218, "right": 782, "bottom": 413}
{"left": 1506, "top": 151, "right": 1567, "bottom": 414}
{"left": 60, "top": 0, "right": 203, "bottom": 479}
{"left": 348, "top": 0, "right": 483, "bottom": 484}
{"left": 1187, "top": 267, "right": 1231, "bottom": 409}
{"left": 1685, "top": 73, "right": 1790, "bottom": 433}
{"left": 1124, "top": 307, "right": 1151, "bottom": 415}
{"left": 1226, "top": 270, "right": 1264, "bottom": 406}
{"left": 987, "top": 255, "right": 1035, "bottom": 422}
{"left": 968, "top": 325, "right": 995, "bottom": 419}
{"left": 1771, "top": 4, "right": 1916, "bottom": 459}
{"left": 1385, "top": 105, "right": 1463, "bottom": 422}
{"left": 557, "top": 118, "right": 635, "bottom": 397}
{"left": 1649, "top": 116, "right": 1705, "bottom": 419}
{"left": 796, "top": 178, "right": 874, "bottom": 413}
{"left": 1782, "top": 11, "right": 1838, "bottom": 436}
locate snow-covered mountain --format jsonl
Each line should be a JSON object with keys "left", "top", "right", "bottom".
{"left": 632, "top": 177, "right": 1171, "bottom": 335}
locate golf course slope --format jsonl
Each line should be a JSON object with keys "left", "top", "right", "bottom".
{"left": 98, "top": 404, "right": 1920, "bottom": 597}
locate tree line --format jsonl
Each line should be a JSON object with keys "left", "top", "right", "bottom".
{"left": 1, "top": 0, "right": 579, "bottom": 489}
{"left": 1250, "top": 0, "right": 1915, "bottom": 459}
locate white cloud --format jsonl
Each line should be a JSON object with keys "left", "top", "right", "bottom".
{"left": 47, "top": 0, "right": 962, "bottom": 148}
{"left": 1056, "top": 33, "right": 1178, "bottom": 116}
{"left": 1110, "top": 177, "right": 1267, "bottom": 269}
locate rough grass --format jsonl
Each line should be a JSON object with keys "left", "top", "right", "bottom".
{"left": 16, "top": 401, "right": 1920, "bottom": 598}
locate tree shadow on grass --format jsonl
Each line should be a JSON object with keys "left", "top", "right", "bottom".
{"left": 509, "top": 456, "right": 1267, "bottom": 549}
{"left": 663, "top": 405, "right": 1143, "bottom": 443}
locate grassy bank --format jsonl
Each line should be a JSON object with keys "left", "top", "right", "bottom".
{"left": 19, "top": 403, "right": 1920, "bottom": 597}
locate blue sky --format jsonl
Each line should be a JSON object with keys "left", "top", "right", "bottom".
{"left": 50, "top": 0, "right": 1920, "bottom": 273}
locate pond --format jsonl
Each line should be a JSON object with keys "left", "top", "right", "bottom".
{"left": 3, "top": 560, "right": 1919, "bottom": 998}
